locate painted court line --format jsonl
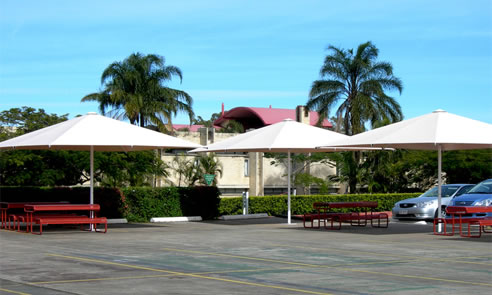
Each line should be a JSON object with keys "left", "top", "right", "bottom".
{"left": 364, "top": 238, "right": 492, "bottom": 252}
{"left": 30, "top": 274, "right": 176, "bottom": 285}
{"left": 0, "top": 288, "right": 30, "bottom": 295}
{"left": 46, "top": 254, "right": 334, "bottom": 295}
{"left": 31, "top": 266, "right": 304, "bottom": 285}
{"left": 272, "top": 243, "right": 492, "bottom": 266}
{"left": 161, "top": 247, "right": 492, "bottom": 287}
{"left": 162, "top": 247, "right": 419, "bottom": 268}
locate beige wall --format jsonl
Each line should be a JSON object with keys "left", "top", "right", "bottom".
{"left": 162, "top": 129, "right": 338, "bottom": 196}
{"left": 216, "top": 154, "right": 249, "bottom": 187}
{"left": 174, "top": 131, "right": 202, "bottom": 144}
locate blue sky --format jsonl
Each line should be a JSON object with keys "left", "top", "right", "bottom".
{"left": 1, "top": 0, "right": 491, "bottom": 125}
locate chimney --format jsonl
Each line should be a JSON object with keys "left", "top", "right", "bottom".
{"left": 295, "top": 105, "right": 310, "bottom": 125}
{"left": 221, "top": 103, "right": 225, "bottom": 116}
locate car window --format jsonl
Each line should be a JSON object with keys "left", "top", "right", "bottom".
{"left": 420, "top": 186, "right": 459, "bottom": 198}
{"left": 420, "top": 187, "right": 438, "bottom": 197}
{"left": 454, "top": 185, "right": 474, "bottom": 197}
{"left": 442, "top": 186, "right": 460, "bottom": 197}
{"left": 467, "top": 180, "right": 492, "bottom": 194}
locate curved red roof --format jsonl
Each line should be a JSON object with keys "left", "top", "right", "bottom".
{"left": 214, "top": 107, "right": 332, "bottom": 130}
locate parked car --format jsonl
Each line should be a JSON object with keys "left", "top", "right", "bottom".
{"left": 392, "top": 184, "right": 475, "bottom": 221}
{"left": 448, "top": 179, "right": 492, "bottom": 218}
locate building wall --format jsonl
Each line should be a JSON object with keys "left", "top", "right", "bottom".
{"left": 163, "top": 127, "right": 338, "bottom": 196}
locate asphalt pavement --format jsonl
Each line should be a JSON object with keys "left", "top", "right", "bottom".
{"left": 1, "top": 218, "right": 491, "bottom": 295}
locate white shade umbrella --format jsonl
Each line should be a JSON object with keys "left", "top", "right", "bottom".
{"left": 318, "top": 109, "right": 492, "bottom": 225}
{"left": 191, "top": 119, "right": 353, "bottom": 224}
{"left": 0, "top": 112, "right": 201, "bottom": 206}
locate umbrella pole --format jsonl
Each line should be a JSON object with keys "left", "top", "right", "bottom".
{"left": 288, "top": 151, "right": 291, "bottom": 224}
{"left": 437, "top": 145, "right": 442, "bottom": 232}
{"left": 90, "top": 146, "right": 94, "bottom": 231}
{"left": 90, "top": 146, "right": 94, "bottom": 206}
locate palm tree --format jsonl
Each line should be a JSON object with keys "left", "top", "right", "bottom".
{"left": 82, "top": 53, "right": 193, "bottom": 132}
{"left": 196, "top": 153, "right": 223, "bottom": 186}
{"left": 170, "top": 153, "right": 222, "bottom": 186}
{"left": 171, "top": 153, "right": 197, "bottom": 187}
{"left": 306, "top": 41, "right": 403, "bottom": 192}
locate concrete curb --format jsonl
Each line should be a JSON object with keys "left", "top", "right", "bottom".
{"left": 219, "top": 213, "right": 269, "bottom": 220}
{"left": 150, "top": 216, "right": 202, "bottom": 223}
{"left": 107, "top": 218, "right": 128, "bottom": 224}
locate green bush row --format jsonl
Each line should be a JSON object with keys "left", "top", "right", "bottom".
{"left": 0, "top": 186, "right": 124, "bottom": 218}
{"left": 0, "top": 186, "right": 419, "bottom": 221}
{"left": 120, "top": 186, "right": 220, "bottom": 222}
{"left": 0, "top": 186, "right": 221, "bottom": 222}
{"left": 219, "top": 193, "right": 421, "bottom": 216}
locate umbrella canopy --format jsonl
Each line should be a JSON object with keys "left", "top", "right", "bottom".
{"left": 191, "top": 119, "right": 350, "bottom": 224}
{"left": 0, "top": 112, "right": 201, "bottom": 206}
{"left": 0, "top": 112, "right": 201, "bottom": 151}
{"left": 318, "top": 109, "right": 492, "bottom": 228}
{"left": 191, "top": 118, "right": 348, "bottom": 153}
{"left": 319, "top": 109, "right": 492, "bottom": 151}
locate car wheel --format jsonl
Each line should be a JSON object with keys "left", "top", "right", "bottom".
{"left": 434, "top": 207, "right": 446, "bottom": 218}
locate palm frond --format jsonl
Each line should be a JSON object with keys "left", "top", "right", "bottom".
{"left": 81, "top": 53, "right": 193, "bottom": 131}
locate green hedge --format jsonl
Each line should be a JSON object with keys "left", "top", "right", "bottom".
{"left": 0, "top": 186, "right": 221, "bottom": 222}
{"left": 0, "top": 186, "right": 419, "bottom": 221}
{"left": 120, "top": 186, "right": 221, "bottom": 222}
{"left": 219, "top": 193, "right": 421, "bottom": 216}
{"left": 0, "top": 186, "right": 124, "bottom": 218}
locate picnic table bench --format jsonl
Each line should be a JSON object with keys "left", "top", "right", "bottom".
{"left": 1, "top": 202, "right": 69, "bottom": 231}
{"left": 24, "top": 204, "right": 107, "bottom": 235}
{"left": 303, "top": 201, "right": 388, "bottom": 230}
{"left": 434, "top": 206, "right": 492, "bottom": 238}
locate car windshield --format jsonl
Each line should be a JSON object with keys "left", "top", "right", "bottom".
{"left": 420, "top": 186, "right": 460, "bottom": 198}
{"left": 455, "top": 185, "right": 474, "bottom": 196}
{"left": 467, "top": 180, "right": 492, "bottom": 194}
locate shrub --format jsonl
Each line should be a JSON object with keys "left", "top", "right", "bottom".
{"left": 0, "top": 186, "right": 221, "bottom": 222}
{"left": 120, "top": 186, "right": 220, "bottom": 222}
{"left": 1, "top": 186, "right": 418, "bottom": 221}
{"left": 0, "top": 186, "right": 124, "bottom": 218}
{"left": 219, "top": 193, "right": 421, "bottom": 216}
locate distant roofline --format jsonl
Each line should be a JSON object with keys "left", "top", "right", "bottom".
{"left": 214, "top": 106, "right": 332, "bottom": 129}
{"left": 173, "top": 124, "right": 220, "bottom": 132}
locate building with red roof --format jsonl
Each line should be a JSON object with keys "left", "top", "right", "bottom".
{"left": 213, "top": 104, "right": 332, "bottom": 130}
{"left": 166, "top": 104, "right": 339, "bottom": 196}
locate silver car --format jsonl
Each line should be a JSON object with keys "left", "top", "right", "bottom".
{"left": 392, "top": 184, "right": 475, "bottom": 220}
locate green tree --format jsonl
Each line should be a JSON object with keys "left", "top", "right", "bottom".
{"left": 306, "top": 42, "right": 403, "bottom": 192}
{"left": 81, "top": 53, "right": 194, "bottom": 133}
{"left": 192, "top": 115, "right": 212, "bottom": 127}
{"left": 0, "top": 107, "right": 169, "bottom": 187}
{"left": 0, "top": 107, "right": 87, "bottom": 186}
{"left": 196, "top": 153, "right": 223, "bottom": 186}
{"left": 353, "top": 149, "right": 492, "bottom": 193}
{"left": 192, "top": 112, "right": 244, "bottom": 133}
{"left": 442, "top": 150, "right": 492, "bottom": 184}
{"left": 171, "top": 154, "right": 199, "bottom": 186}
{"left": 97, "top": 151, "right": 169, "bottom": 187}
{"left": 217, "top": 120, "right": 244, "bottom": 133}
{"left": 0, "top": 107, "right": 68, "bottom": 141}
{"left": 170, "top": 153, "right": 223, "bottom": 187}
{"left": 265, "top": 152, "right": 336, "bottom": 194}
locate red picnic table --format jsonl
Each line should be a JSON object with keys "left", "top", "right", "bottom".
{"left": 0, "top": 202, "right": 69, "bottom": 230}
{"left": 434, "top": 206, "right": 492, "bottom": 238}
{"left": 23, "top": 204, "right": 107, "bottom": 235}
{"left": 304, "top": 201, "right": 388, "bottom": 230}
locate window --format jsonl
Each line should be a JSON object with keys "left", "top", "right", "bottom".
{"left": 244, "top": 159, "right": 249, "bottom": 176}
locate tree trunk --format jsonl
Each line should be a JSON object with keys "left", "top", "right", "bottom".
{"left": 345, "top": 151, "right": 359, "bottom": 193}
